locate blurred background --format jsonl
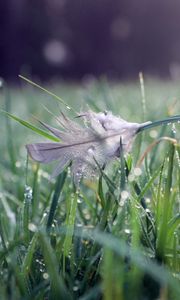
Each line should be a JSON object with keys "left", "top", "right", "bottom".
{"left": 1, "top": 0, "right": 180, "bottom": 82}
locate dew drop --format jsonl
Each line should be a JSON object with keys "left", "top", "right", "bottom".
{"left": 134, "top": 167, "right": 142, "bottom": 177}
{"left": 128, "top": 173, "right": 135, "bottom": 182}
{"left": 146, "top": 198, "right": 151, "bottom": 204}
{"left": 77, "top": 197, "right": 83, "bottom": 204}
{"left": 28, "top": 223, "right": 37, "bottom": 232}
{"left": 24, "top": 185, "right": 33, "bottom": 202}
{"left": 171, "top": 124, "right": 176, "bottom": 134}
{"left": 87, "top": 146, "right": 95, "bottom": 156}
{"left": 43, "top": 273, "right": 49, "bottom": 280}
{"left": 121, "top": 190, "right": 129, "bottom": 200}
{"left": 119, "top": 199, "right": 125, "bottom": 207}
{"left": 149, "top": 130, "right": 158, "bottom": 139}
{"left": 15, "top": 161, "right": 21, "bottom": 168}
{"left": 66, "top": 105, "right": 71, "bottom": 110}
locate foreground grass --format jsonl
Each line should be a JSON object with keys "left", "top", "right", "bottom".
{"left": 0, "top": 78, "right": 180, "bottom": 300}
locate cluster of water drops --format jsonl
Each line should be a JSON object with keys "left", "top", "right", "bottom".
{"left": 24, "top": 185, "right": 33, "bottom": 202}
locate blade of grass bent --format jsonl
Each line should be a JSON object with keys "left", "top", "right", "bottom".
{"left": 137, "top": 115, "right": 180, "bottom": 133}
{"left": 19, "top": 75, "right": 76, "bottom": 114}
{"left": 1, "top": 110, "right": 60, "bottom": 142}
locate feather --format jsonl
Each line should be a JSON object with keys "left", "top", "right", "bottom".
{"left": 26, "top": 110, "right": 180, "bottom": 183}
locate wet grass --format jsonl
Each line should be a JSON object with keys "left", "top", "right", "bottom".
{"left": 0, "top": 77, "right": 180, "bottom": 300}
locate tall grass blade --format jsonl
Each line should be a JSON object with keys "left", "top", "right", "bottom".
{"left": 102, "top": 248, "right": 124, "bottom": 300}
{"left": 139, "top": 72, "right": 146, "bottom": 122}
{"left": 119, "top": 137, "right": 126, "bottom": 190}
{"left": 46, "top": 171, "right": 67, "bottom": 231}
{"left": 98, "top": 175, "right": 105, "bottom": 208}
{"left": 23, "top": 185, "right": 33, "bottom": 244}
{"left": 91, "top": 230, "right": 180, "bottom": 297}
{"left": 19, "top": 75, "right": 76, "bottom": 113}
{"left": 39, "top": 231, "right": 72, "bottom": 300}
{"left": 1, "top": 110, "right": 60, "bottom": 142}
{"left": 135, "top": 72, "right": 147, "bottom": 163}
{"left": 22, "top": 233, "right": 38, "bottom": 276}
{"left": 156, "top": 144, "right": 175, "bottom": 261}
{"left": 63, "top": 191, "right": 78, "bottom": 258}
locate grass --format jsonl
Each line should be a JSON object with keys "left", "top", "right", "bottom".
{"left": 0, "top": 77, "right": 180, "bottom": 300}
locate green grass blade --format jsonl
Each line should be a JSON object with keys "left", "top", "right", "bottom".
{"left": 19, "top": 75, "right": 76, "bottom": 114}
{"left": 39, "top": 231, "right": 72, "bottom": 300}
{"left": 22, "top": 233, "right": 38, "bottom": 275}
{"left": 135, "top": 72, "right": 147, "bottom": 163}
{"left": 102, "top": 247, "right": 124, "bottom": 300}
{"left": 137, "top": 164, "right": 163, "bottom": 201}
{"left": 63, "top": 191, "right": 78, "bottom": 258}
{"left": 98, "top": 175, "right": 105, "bottom": 208}
{"left": 91, "top": 230, "right": 180, "bottom": 297}
{"left": 46, "top": 171, "right": 67, "bottom": 231}
{"left": 138, "top": 115, "right": 180, "bottom": 133}
{"left": 156, "top": 144, "right": 175, "bottom": 261}
{"left": 119, "top": 137, "right": 126, "bottom": 190}
{"left": 139, "top": 72, "right": 146, "bottom": 122}
{"left": 168, "top": 214, "right": 180, "bottom": 234}
{"left": 1, "top": 110, "right": 60, "bottom": 142}
{"left": 23, "top": 185, "right": 33, "bottom": 244}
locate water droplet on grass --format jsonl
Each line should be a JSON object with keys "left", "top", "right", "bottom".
{"left": 43, "top": 273, "right": 49, "bottom": 280}
{"left": 119, "top": 199, "right": 125, "bottom": 206}
{"left": 146, "top": 198, "right": 151, "bottom": 203}
{"left": 121, "top": 190, "right": 129, "bottom": 200}
{"left": 15, "top": 161, "right": 21, "bottom": 168}
{"left": 77, "top": 197, "right": 83, "bottom": 203}
{"left": 171, "top": 124, "right": 176, "bottom": 134}
{"left": 28, "top": 223, "right": 37, "bottom": 232}
{"left": 134, "top": 167, "right": 142, "bottom": 176}
{"left": 24, "top": 185, "right": 32, "bottom": 201}
{"left": 128, "top": 173, "right": 135, "bottom": 182}
{"left": 149, "top": 130, "right": 158, "bottom": 138}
